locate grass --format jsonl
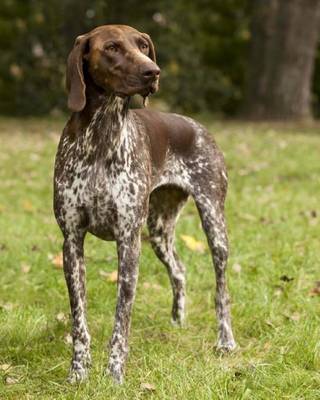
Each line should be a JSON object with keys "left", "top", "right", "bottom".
{"left": 0, "top": 116, "right": 319, "bottom": 399}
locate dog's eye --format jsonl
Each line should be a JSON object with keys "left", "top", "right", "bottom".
{"left": 140, "top": 42, "right": 149, "bottom": 51}
{"left": 105, "top": 44, "right": 118, "bottom": 53}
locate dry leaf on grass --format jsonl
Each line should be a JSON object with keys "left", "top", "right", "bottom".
{"left": 273, "top": 286, "right": 284, "bottom": 297}
{"left": 290, "top": 312, "right": 300, "bottom": 322}
{"left": 56, "top": 312, "right": 67, "bottom": 323}
{"left": 265, "top": 320, "right": 276, "bottom": 329}
{"left": 22, "top": 200, "right": 34, "bottom": 212}
{"left": 283, "top": 311, "right": 301, "bottom": 322}
{"left": 99, "top": 269, "right": 118, "bottom": 282}
{"left": 300, "top": 210, "right": 318, "bottom": 226}
{"left": 5, "top": 376, "right": 19, "bottom": 385}
{"left": 232, "top": 263, "right": 242, "bottom": 273}
{"left": 64, "top": 333, "right": 73, "bottom": 345}
{"left": 0, "top": 364, "right": 12, "bottom": 372}
{"left": 140, "top": 382, "right": 156, "bottom": 391}
{"left": 0, "top": 302, "right": 13, "bottom": 311}
{"left": 180, "top": 234, "right": 206, "bottom": 253}
{"left": 309, "top": 281, "right": 320, "bottom": 297}
{"left": 21, "top": 263, "right": 31, "bottom": 273}
{"left": 263, "top": 341, "right": 272, "bottom": 350}
{"left": 48, "top": 253, "right": 63, "bottom": 269}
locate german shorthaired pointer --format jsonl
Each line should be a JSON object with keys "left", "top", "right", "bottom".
{"left": 54, "top": 24, "right": 236, "bottom": 384}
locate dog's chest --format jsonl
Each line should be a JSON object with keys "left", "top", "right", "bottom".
{"left": 60, "top": 120, "right": 151, "bottom": 239}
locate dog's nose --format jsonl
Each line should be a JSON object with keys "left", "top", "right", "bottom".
{"left": 141, "top": 65, "right": 160, "bottom": 80}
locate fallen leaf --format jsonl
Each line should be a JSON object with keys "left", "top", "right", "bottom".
{"left": 263, "top": 341, "right": 272, "bottom": 350}
{"left": 290, "top": 312, "right": 300, "bottom": 322}
{"left": 99, "top": 269, "right": 118, "bottom": 282}
{"left": 300, "top": 210, "right": 318, "bottom": 226}
{"left": 232, "top": 263, "right": 242, "bottom": 273}
{"left": 56, "top": 312, "right": 67, "bottom": 323}
{"left": 140, "top": 382, "right": 156, "bottom": 391}
{"left": 50, "top": 253, "right": 63, "bottom": 269}
{"left": 64, "top": 333, "right": 73, "bottom": 345}
{"left": 0, "top": 302, "right": 13, "bottom": 311}
{"left": 21, "top": 263, "right": 31, "bottom": 273}
{"left": 273, "top": 286, "right": 283, "bottom": 297}
{"left": 107, "top": 270, "right": 118, "bottom": 282}
{"left": 309, "top": 281, "right": 320, "bottom": 297}
{"left": 180, "top": 234, "right": 206, "bottom": 253}
{"left": 265, "top": 320, "right": 276, "bottom": 329}
{"left": 5, "top": 376, "right": 19, "bottom": 385}
{"left": 0, "top": 364, "right": 12, "bottom": 372}
{"left": 22, "top": 200, "right": 34, "bottom": 212}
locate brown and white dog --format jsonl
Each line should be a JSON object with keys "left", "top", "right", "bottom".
{"left": 53, "top": 24, "right": 236, "bottom": 384}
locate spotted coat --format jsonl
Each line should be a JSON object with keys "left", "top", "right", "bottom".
{"left": 54, "top": 24, "right": 236, "bottom": 384}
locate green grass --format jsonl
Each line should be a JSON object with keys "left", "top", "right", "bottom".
{"left": 0, "top": 117, "right": 319, "bottom": 399}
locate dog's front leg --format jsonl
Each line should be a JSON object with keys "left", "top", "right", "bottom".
{"left": 63, "top": 233, "right": 91, "bottom": 383}
{"left": 107, "top": 230, "right": 141, "bottom": 384}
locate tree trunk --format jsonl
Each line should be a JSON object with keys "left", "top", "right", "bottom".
{"left": 244, "top": 0, "right": 320, "bottom": 120}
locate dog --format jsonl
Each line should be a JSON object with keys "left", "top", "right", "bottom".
{"left": 53, "top": 24, "right": 236, "bottom": 384}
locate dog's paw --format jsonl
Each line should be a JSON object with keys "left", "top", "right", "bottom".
{"left": 67, "top": 362, "right": 88, "bottom": 384}
{"left": 171, "top": 308, "right": 186, "bottom": 327}
{"left": 105, "top": 361, "right": 124, "bottom": 384}
{"left": 215, "top": 339, "right": 237, "bottom": 353}
{"left": 171, "top": 316, "right": 185, "bottom": 328}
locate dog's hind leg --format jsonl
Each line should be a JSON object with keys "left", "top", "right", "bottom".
{"left": 193, "top": 186, "right": 236, "bottom": 352}
{"left": 62, "top": 229, "right": 91, "bottom": 382}
{"left": 147, "top": 186, "right": 189, "bottom": 326}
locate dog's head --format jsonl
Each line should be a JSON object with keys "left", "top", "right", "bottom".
{"left": 66, "top": 25, "right": 160, "bottom": 112}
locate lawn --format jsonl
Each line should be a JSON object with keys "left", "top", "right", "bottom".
{"left": 0, "top": 117, "right": 319, "bottom": 399}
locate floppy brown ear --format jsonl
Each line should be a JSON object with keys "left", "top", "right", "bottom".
{"left": 66, "top": 34, "right": 89, "bottom": 112}
{"left": 142, "top": 33, "right": 156, "bottom": 63}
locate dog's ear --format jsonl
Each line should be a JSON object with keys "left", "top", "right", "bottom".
{"left": 142, "top": 33, "right": 156, "bottom": 63}
{"left": 66, "top": 34, "right": 90, "bottom": 112}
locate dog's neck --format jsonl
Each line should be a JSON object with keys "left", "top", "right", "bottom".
{"left": 83, "top": 77, "right": 130, "bottom": 124}
{"left": 81, "top": 79, "right": 131, "bottom": 160}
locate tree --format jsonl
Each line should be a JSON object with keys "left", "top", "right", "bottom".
{"left": 0, "top": 0, "right": 250, "bottom": 116}
{"left": 244, "top": 0, "right": 320, "bottom": 120}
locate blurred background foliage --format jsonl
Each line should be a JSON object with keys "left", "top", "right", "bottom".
{"left": 1, "top": 0, "right": 320, "bottom": 118}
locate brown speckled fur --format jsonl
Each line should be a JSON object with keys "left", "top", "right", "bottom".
{"left": 53, "top": 24, "right": 236, "bottom": 384}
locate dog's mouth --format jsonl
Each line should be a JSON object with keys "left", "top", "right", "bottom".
{"left": 118, "top": 75, "right": 159, "bottom": 97}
